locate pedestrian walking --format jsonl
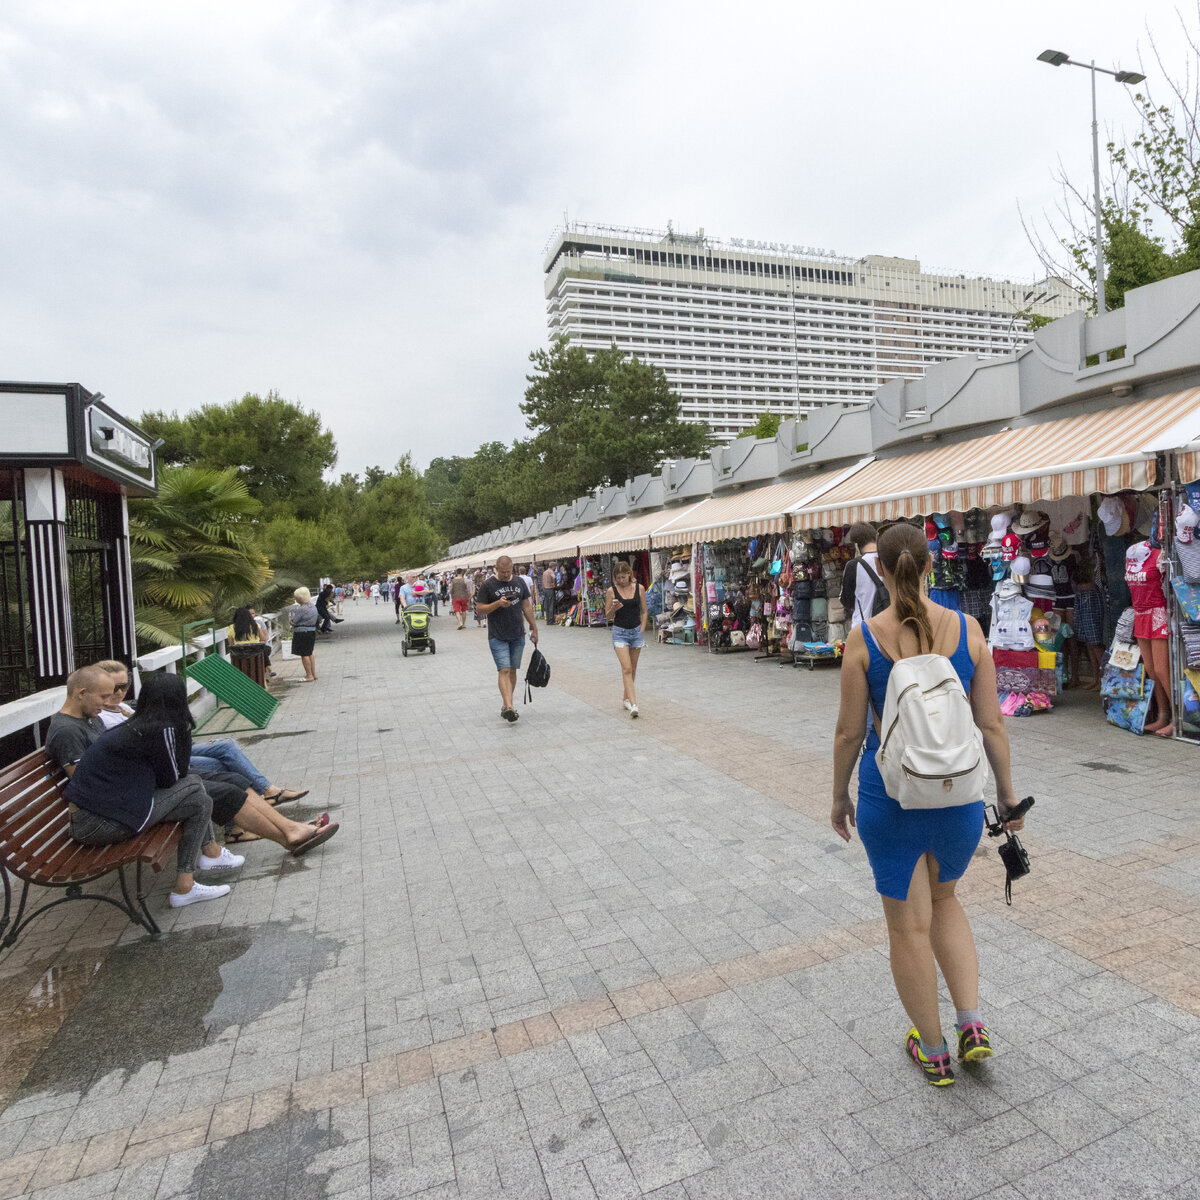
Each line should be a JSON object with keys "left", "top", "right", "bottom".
{"left": 426, "top": 576, "right": 440, "bottom": 617}
{"left": 450, "top": 569, "right": 470, "bottom": 629}
{"left": 541, "top": 562, "right": 557, "bottom": 625}
{"left": 474, "top": 555, "right": 539, "bottom": 723}
{"left": 472, "top": 570, "right": 486, "bottom": 628}
{"left": 830, "top": 522, "right": 1023, "bottom": 1087}
{"left": 604, "top": 560, "right": 648, "bottom": 717}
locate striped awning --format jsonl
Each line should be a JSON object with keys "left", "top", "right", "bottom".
{"left": 578, "top": 503, "right": 704, "bottom": 555}
{"left": 795, "top": 388, "right": 1200, "bottom": 528}
{"left": 1176, "top": 443, "right": 1200, "bottom": 486}
{"left": 648, "top": 460, "right": 873, "bottom": 547}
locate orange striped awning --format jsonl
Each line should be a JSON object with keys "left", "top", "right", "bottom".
{"left": 1177, "top": 444, "right": 1200, "bottom": 485}
{"left": 648, "top": 461, "right": 872, "bottom": 547}
{"left": 795, "top": 389, "right": 1200, "bottom": 528}
{"left": 577, "top": 503, "right": 703, "bottom": 555}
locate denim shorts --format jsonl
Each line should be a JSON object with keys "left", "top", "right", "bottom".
{"left": 489, "top": 636, "right": 525, "bottom": 670}
{"left": 611, "top": 626, "right": 645, "bottom": 650}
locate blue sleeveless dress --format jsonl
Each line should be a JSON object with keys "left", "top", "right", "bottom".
{"left": 857, "top": 611, "right": 985, "bottom": 901}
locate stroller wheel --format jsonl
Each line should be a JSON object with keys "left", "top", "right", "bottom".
{"left": 401, "top": 643, "right": 408, "bottom": 657}
{"left": 429, "top": 640, "right": 436, "bottom": 654}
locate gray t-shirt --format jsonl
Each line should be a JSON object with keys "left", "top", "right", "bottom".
{"left": 46, "top": 712, "right": 103, "bottom": 771}
{"left": 475, "top": 576, "right": 530, "bottom": 642}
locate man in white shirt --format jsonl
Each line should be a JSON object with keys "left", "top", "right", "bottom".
{"left": 839, "top": 523, "right": 884, "bottom": 628}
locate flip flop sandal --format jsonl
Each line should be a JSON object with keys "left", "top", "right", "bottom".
{"left": 266, "top": 788, "right": 310, "bottom": 806}
{"left": 290, "top": 822, "right": 339, "bottom": 857}
{"left": 226, "top": 829, "right": 263, "bottom": 844}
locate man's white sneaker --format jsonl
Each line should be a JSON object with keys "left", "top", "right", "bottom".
{"left": 629, "top": 704, "right": 639, "bottom": 718}
{"left": 198, "top": 848, "right": 245, "bottom": 871}
{"left": 623, "top": 700, "right": 633, "bottom": 712}
{"left": 169, "top": 882, "right": 231, "bottom": 907}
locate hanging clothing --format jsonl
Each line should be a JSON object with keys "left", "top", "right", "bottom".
{"left": 989, "top": 586, "right": 1035, "bottom": 651}
{"left": 1125, "top": 542, "right": 1168, "bottom": 640}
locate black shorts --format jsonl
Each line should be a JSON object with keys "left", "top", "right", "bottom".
{"left": 291, "top": 630, "right": 316, "bottom": 656}
{"left": 195, "top": 772, "right": 248, "bottom": 825}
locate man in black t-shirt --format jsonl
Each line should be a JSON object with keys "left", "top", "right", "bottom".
{"left": 474, "top": 555, "right": 539, "bottom": 723}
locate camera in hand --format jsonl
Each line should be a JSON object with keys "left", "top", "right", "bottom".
{"left": 984, "top": 796, "right": 1034, "bottom": 905}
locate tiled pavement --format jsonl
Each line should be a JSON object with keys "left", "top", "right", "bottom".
{"left": 2, "top": 601, "right": 1200, "bottom": 1198}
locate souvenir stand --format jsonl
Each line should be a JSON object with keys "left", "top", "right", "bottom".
{"left": 1167, "top": 458, "right": 1200, "bottom": 741}
{"left": 790, "top": 389, "right": 1200, "bottom": 725}
{"left": 784, "top": 526, "right": 853, "bottom": 669}
{"left": 652, "top": 547, "right": 698, "bottom": 644}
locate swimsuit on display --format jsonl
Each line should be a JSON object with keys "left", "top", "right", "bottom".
{"left": 856, "top": 613, "right": 986, "bottom": 901}
{"left": 1125, "top": 543, "right": 1168, "bottom": 640}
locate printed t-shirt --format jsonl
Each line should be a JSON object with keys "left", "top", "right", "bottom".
{"left": 476, "top": 576, "right": 530, "bottom": 641}
{"left": 842, "top": 552, "right": 880, "bottom": 628}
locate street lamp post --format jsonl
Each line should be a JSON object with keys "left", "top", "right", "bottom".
{"left": 1037, "top": 49, "right": 1145, "bottom": 319}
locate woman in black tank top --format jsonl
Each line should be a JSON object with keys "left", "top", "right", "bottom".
{"left": 604, "top": 560, "right": 648, "bottom": 718}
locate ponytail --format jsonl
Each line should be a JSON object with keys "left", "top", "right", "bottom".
{"left": 877, "top": 523, "right": 934, "bottom": 651}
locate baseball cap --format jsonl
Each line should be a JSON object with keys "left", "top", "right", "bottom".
{"left": 1025, "top": 527, "right": 1051, "bottom": 558}
{"left": 1176, "top": 504, "right": 1199, "bottom": 545}
{"left": 1097, "top": 496, "right": 1126, "bottom": 536}
{"left": 1001, "top": 532, "right": 1023, "bottom": 563}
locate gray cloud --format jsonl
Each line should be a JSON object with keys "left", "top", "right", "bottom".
{"left": 0, "top": 0, "right": 1189, "bottom": 473}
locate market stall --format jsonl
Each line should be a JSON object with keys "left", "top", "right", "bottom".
{"left": 791, "top": 388, "right": 1200, "bottom": 729}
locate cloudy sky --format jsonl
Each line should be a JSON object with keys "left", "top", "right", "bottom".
{"left": 0, "top": 0, "right": 1191, "bottom": 476}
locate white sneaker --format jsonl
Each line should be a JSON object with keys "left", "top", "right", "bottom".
{"left": 198, "top": 848, "right": 245, "bottom": 871}
{"left": 169, "top": 882, "right": 231, "bottom": 907}
{"left": 629, "top": 704, "right": 639, "bottom": 718}
{"left": 622, "top": 699, "right": 633, "bottom": 712}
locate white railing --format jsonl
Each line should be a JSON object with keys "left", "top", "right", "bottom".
{"left": 0, "top": 616, "right": 283, "bottom": 750}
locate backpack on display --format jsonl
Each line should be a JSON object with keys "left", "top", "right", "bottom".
{"left": 523, "top": 648, "right": 551, "bottom": 704}
{"left": 873, "top": 641, "right": 988, "bottom": 810}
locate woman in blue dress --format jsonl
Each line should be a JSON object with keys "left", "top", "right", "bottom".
{"left": 831, "top": 522, "right": 1025, "bottom": 1086}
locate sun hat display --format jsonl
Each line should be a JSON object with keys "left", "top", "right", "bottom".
{"left": 1010, "top": 555, "right": 1032, "bottom": 580}
{"left": 995, "top": 579, "right": 1024, "bottom": 600}
{"left": 1013, "top": 510, "right": 1047, "bottom": 535}
{"left": 1048, "top": 533, "right": 1072, "bottom": 562}
{"left": 1024, "top": 571, "right": 1057, "bottom": 602}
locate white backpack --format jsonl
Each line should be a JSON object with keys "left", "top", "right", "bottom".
{"left": 874, "top": 652, "right": 988, "bottom": 809}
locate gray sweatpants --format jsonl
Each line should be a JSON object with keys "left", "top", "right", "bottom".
{"left": 70, "top": 774, "right": 216, "bottom": 874}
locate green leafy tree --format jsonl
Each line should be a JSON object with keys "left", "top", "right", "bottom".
{"left": 129, "top": 465, "right": 270, "bottom": 647}
{"left": 139, "top": 392, "right": 337, "bottom": 518}
{"left": 1025, "top": 12, "right": 1200, "bottom": 309}
{"left": 259, "top": 513, "right": 359, "bottom": 582}
{"left": 738, "top": 412, "right": 784, "bottom": 440}
{"left": 345, "top": 455, "right": 441, "bottom": 574}
{"left": 521, "top": 338, "right": 712, "bottom": 507}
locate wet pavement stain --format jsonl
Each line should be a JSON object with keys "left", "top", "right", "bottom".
{"left": 14, "top": 921, "right": 342, "bottom": 1101}
{"left": 1078, "top": 760, "right": 1132, "bottom": 774}
{"left": 186, "top": 1108, "right": 349, "bottom": 1200}
{"left": 238, "top": 729, "right": 317, "bottom": 746}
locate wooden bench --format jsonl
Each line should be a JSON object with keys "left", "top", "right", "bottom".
{"left": 0, "top": 749, "right": 181, "bottom": 952}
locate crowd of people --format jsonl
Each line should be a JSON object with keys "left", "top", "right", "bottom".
{"left": 48, "top": 537, "right": 1023, "bottom": 1091}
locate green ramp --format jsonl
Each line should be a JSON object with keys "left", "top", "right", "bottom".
{"left": 182, "top": 621, "right": 278, "bottom": 732}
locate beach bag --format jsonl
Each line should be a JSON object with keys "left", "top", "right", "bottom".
{"left": 746, "top": 622, "right": 764, "bottom": 649}
{"left": 523, "top": 648, "right": 551, "bottom": 704}
{"left": 873, "top": 651, "right": 987, "bottom": 809}
{"left": 1104, "top": 672, "right": 1154, "bottom": 735}
{"left": 1101, "top": 662, "right": 1147, "bottom": 700}
{"left": 1172, "top": 577, "right": 1200, "bottom": 621}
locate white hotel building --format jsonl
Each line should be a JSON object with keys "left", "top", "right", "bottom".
{"left": 544, "top": 223, "right": 1085, "bottom": 439}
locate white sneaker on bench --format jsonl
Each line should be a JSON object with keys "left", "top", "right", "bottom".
{"left": 169, "top": 882, "right": 231, "bottom": 907}
{"left": 198, "top": 848, "right": 245, "bottom": 871}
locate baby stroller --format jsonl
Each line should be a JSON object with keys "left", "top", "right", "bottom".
{"left": 401, "top": 602, "right": 435, "bottom": 656}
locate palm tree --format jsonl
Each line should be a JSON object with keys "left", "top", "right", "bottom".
{"left": 129, "top": 466, "right": 270, "bottom": 647}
